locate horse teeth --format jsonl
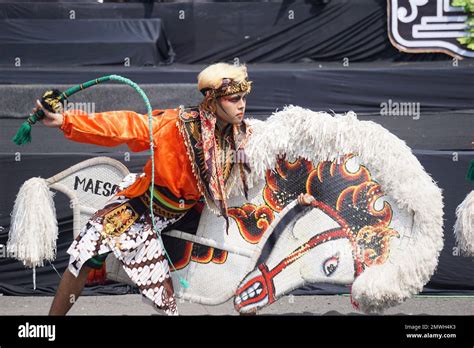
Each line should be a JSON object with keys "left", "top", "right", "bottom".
{"left": 242, "top": 292, "right": 249, "bottom": 300}
{"left": 235, "top": 297, "right": 242, "bottom": 305}
{"left": 256, "top": 288, "right": 262, "bottom": 295}
{"left": 249, "top": 290, "right": 255, "bottom": 298}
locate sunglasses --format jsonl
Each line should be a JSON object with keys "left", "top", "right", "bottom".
{"left": 220, "top": 94, "right": 248, "bottom": 103}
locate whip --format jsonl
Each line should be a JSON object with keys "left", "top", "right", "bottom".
{"left": 12, "top": 75, "right": 190, "bottom": 289}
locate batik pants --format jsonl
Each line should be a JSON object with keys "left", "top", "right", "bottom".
{"left": 67, "top": 173, "right": 187, "bottom": 315}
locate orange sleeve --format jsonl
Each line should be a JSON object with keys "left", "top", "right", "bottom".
{"left": 60, "top": 109, "right": 168, "bottom": 152}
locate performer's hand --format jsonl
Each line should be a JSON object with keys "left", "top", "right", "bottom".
{"left": 34, "top": 100, "right": 64, "bottom": 128}
{"left": 297, "top": 193, "right": 315, "bottom": 206}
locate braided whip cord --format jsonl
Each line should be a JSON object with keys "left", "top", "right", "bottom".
{"left": 108, "top": 75, "right": 189, "bottom": 289}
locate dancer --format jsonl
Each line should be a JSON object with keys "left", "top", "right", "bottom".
{"left": 35, "top": 63, "right": 253, "bottom": 315}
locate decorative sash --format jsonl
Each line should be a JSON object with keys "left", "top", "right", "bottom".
{"left": 176, "top": 106, "right": 252, "bottom": 232}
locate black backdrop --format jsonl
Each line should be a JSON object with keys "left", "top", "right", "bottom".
{"left": 1, "top": 151, "right": 473, "bottom": 296}
{"left": 0, "top": 0, "right": 453, "bottom": 65}
{"left": 1, "top": 63, "right": 473, "bottom": 116}
{"left": 0, "top": 18, "right": 174, "bottom": 67}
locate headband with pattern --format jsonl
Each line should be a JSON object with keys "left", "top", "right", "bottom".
{"left": 200, "top": 78, "right": 252, "bottom": 98}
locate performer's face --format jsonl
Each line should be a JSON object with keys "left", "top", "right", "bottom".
{"left": 216, "top": 92, "right": 247, "bottom": 125}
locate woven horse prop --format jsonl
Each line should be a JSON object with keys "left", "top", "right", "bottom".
{"left": 9, "top": 106, "right": 444, "bottom": 314}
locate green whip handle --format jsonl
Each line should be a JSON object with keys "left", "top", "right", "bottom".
{"left": 12, "top": 76, "right": 111, "bottom": 145}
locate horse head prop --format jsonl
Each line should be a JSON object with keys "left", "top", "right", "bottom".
{"left": 166, "top": 106, "right": 444, "bottom": 314}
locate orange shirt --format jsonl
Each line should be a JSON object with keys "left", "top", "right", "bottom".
{"left": 60, "top": 108, "right": 201, "bottom": 201}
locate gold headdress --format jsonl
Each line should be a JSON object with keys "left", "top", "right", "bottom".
{"left": 200, "top": 78, "right": 252, "bottom": 98}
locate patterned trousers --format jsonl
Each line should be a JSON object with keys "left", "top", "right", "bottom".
{"left": 67, "top": 173, "right": 186, "bottom": 315}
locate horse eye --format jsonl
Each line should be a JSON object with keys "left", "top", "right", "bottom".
{"left": 323, "top": 254, "right": 339, "bottom": 276}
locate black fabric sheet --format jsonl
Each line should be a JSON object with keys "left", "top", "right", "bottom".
{"left": 0, "top": 19, "right": 174, "bottom": 67}
{"left": 1, "top": 151, "right": 473, "bottom": 296}
{"left": 0, "top": 1, "right": 452, "bottom": 64}
{"left": 1, "top": 62, "right": 473, "bottom": 115}
{"left": 1, "top": 62, "right": 473, "bottom": 151}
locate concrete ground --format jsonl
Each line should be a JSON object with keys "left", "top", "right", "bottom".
{"left": 0, "top": 294, "right": 472, "bottom": 316}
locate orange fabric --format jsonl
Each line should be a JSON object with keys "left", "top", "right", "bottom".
{"left": 118, "top": 175, "right": 151, "bottom": 198}
{"left": 61, "top": 108, "right": 201, "bottom": 201}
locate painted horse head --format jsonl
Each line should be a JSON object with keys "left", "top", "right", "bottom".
{"left": 234, "top": 155, "right": 401, "bottom": 313}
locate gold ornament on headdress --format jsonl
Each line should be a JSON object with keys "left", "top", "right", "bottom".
{"left": 203, "top": 78, "right": 252, "bottom": 98}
